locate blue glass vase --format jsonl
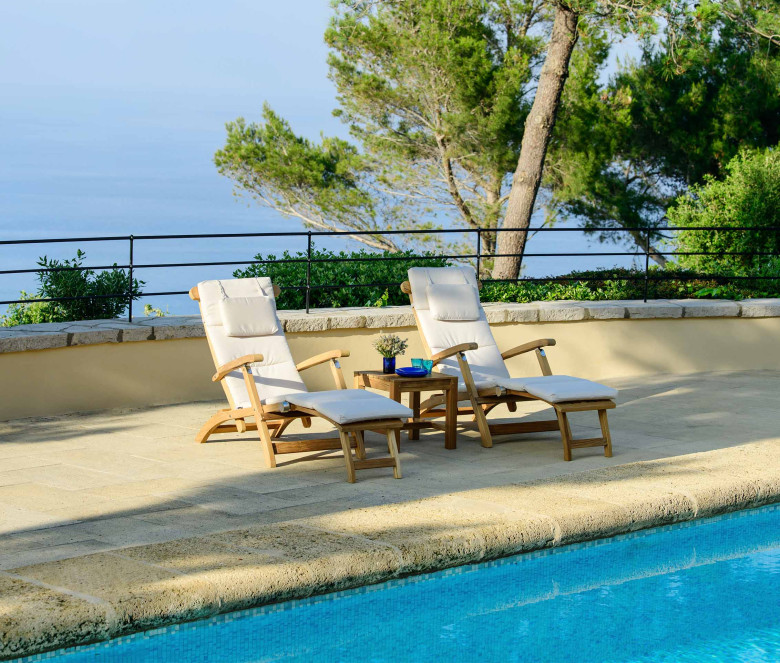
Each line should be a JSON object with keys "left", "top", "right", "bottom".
{"left": 382, "top": 357, "right": 396, "bottom": 374}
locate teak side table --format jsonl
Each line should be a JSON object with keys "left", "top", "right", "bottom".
{"left": 354, "top": 370, "right": 459, "bottom": 449}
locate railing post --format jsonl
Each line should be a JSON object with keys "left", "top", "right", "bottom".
{"left": 476, "top": 228, "right": 482, "bottom": 278}
{"left": 305, "top": 231, "right": 312, "bottom": 314}
{"left": 128, "top": 235, "right": 134, "bottom": 322}
{"left": 643, "top": 228, "right": 650, "bottom": 303}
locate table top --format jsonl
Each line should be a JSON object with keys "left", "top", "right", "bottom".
{"left": 354, "top": 369, "right": 457, "bottom": 391}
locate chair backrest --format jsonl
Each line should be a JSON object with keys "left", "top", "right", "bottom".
{"left": 407, "top": 266, "right": 509, "bottom": 379}
{"left": 196, "top": 277, "right": 307, "bottom": 408}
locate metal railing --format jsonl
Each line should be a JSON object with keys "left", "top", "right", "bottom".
{"left": 1, "top": 226, "right": 778, "bottom": 321}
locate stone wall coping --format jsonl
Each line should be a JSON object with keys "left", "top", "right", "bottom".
{"left": 1, "top": 298, "right": 779, "bottom": 354}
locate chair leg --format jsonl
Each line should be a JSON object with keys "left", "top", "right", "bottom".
{"left": 257, "top": 419, "right": 277, "bottom": 469}
{"left": 386, "top": 426, "right": 402, "bottom": 453}
{"left": 472, "top": 402, "right": 493, "bottom": 448}
{"left": 270, "top": 419, "right": 292, "bottom": 439}
{"left": 338, "top": 431, "right": 357, "bottom": 483}
{"left": 555, "top": 408, "right": 573, "bottom": 462}
{"left": 598, "top": 409, "right": 613, "bottom": 458}
{"left": 456, "top": 353, "right": 493, "bottom": 448}
{"left": 353, "top": 431, "right": 366, "bottom": 460}
{"left": 386, "top": 430, "right": 402, "bottom": 479}
{"left": 195, "top": 410, "right": 232, "bottom": 443}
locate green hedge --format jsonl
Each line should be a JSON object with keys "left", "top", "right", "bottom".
{"left": 235, "top": 247, "right": 780, "bottom": 309}
{"left": 233, "top": 246, "right": 448, "bottom": 309}
{"left": 1, "top": 251, "right": 143, "bottom": 327}
{"left": 481, "top": 265, "right": 780, "bottom": 303}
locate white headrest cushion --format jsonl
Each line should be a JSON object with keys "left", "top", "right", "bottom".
{"left": 408, "top": 266, "right": 479, "bottom": 310}
{"left": 198, "top": 277, "right": 274, "bottom": 326}
{"left": 426, "top": 283, "right": 480, "bottom": 321}
{"left": 219, "top": 296, "right": 279, "bottom": 337}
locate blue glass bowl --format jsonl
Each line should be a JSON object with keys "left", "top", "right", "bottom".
{"left": 395, "top": 367, "right": 428, "bottom": 378}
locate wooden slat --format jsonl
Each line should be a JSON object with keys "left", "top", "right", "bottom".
{"left": 353, "top": 458, "right": 398, "bottom": 470}
{"left": 339, "top": 418, "right": 405, "bottom": 432}
{"left": 419, "top": 405, "right": 476, "bottom": 417}
{"left": 212, "top": 422, "right": 258, "bottom": 434}
{"left": 555, "top": 400, "right": 616, "bottom": 413}
{"left": 273, "top": 438, "right": 349, "bottom": 454}
{"left": 460, "top": 419, "right": 560, "bottom": 435}
{"left": 568, "top": 437, "right": 608, "bottom": 449}
{"left": 488, "top": 420, "right": 560, "bottom": 435}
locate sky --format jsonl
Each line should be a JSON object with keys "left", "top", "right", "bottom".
{"left": 0, "top": 1, "right": 639, "bottom": 314}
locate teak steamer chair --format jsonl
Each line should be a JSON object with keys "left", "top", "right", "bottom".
{"left": 402, "top": 267, "right": 618, "bottom": 460}
{"left": 191, "top": 277, "right": 412, "bottom": 482}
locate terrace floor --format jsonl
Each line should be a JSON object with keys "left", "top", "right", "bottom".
{"left": 1, "top": 370, "right": 779, "bottom": 571}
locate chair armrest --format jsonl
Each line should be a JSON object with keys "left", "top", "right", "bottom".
{"left": 212, "top": 354, "right": 265, "bottom": 382}
{"left": 297, "top": 350, "right": 351, "bottom": 389}
{"left": 431, "top": 342, "right": 478, "bottom": 366}
{"left": 296, "top": 350, "right": 350, "bottom": 372}
{"left": 501, "top": 338, "right": 556, "bottom": 361}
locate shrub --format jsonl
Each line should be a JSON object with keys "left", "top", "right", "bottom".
{"left": 479, "top": 266, "right": 769, "bottom": 302}
{"left": 235, "top": 245, "right": 779, "bottom": 309}
{"left": 234, "top": 245, "right": 449, "bottom": 309}
{"left": 668, "top": 148, "right": 780, "bottom": 275}
{"left": 1, "top": 250, "right": 143, "bottom": 326}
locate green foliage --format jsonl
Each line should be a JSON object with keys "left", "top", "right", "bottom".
{"left": 548, "top": 0, "right": 780, "bottom": 253}
{"left": 669, "top": 148, "right": 780, "bottom": 274}
{"left": 233, "top": 244, "right": 778, "bottom": 310}
{"left": 0, "top": 250, "right": 144, "bottom": 327}
{"left": 233, "top": 245, "right": 448, "bottom": 309}
{"left": 0, "top": 292, "right": 60, "bottom": 327}
{"left": 481, "top": 265, "right": 780, "bottom": 302}
{"left": 217, "top": 1, "right": 552, "bottom": 256}
{"left": 214, "top": 107, "right": 391, "bottom": 249}
{"left": 143, "top": 304, "right": 169, "bottom": 318}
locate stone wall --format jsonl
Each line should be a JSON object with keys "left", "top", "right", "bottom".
{"left": 1, "top": 298, "right": 779, "bottom": 420}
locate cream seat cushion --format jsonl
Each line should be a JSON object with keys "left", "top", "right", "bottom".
{"left": 287, "top": 390, "right": 413, "bottom": 425}
{"left": 488, "top": 374, "right": 618, "bottom": 403}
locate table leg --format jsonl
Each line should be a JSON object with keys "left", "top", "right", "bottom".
{"left": 389, "top": 382, "right": 402, "bottom": 451}
{"left": 409, "top": 391, "right": 420, "bottom": 441}
{"left": 445, "top": 382, "right": 457, "bottom": 450}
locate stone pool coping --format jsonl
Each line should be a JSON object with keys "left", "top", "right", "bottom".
{"left": 1, "top": 298, "right": 779, "bottom": 354}
{"left": 1, "top": 439, "right": 778, "bottom": 660}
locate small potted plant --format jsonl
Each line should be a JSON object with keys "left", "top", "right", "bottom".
{"left": 373, "top": 333, "right": 409, "bottom": 374}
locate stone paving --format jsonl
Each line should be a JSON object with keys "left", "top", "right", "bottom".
{"left": 1, "top": 370, "right": 778, "bottom": 572}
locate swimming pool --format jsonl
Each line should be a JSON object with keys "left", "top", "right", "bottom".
{"left": 17, "top": 504, "right": 780, "bottom": 662}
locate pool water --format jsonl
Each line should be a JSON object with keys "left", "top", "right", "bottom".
{"left": 19, "top": 505, "right": 780, "bottom": 663}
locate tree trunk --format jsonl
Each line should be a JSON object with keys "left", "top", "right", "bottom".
{"left": 627, "top": 228, "right": 668, "bottom": 267}
{"left": 493, "top": 4, "right": 579, "bottom": 280}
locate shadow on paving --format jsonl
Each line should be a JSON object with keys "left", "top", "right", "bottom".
{"left": 0, "top": 371, "right": 778, "bottom": 570}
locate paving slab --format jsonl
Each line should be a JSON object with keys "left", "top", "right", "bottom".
{"left": 0, "top": 371, "right": 779, "bottom": 659}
